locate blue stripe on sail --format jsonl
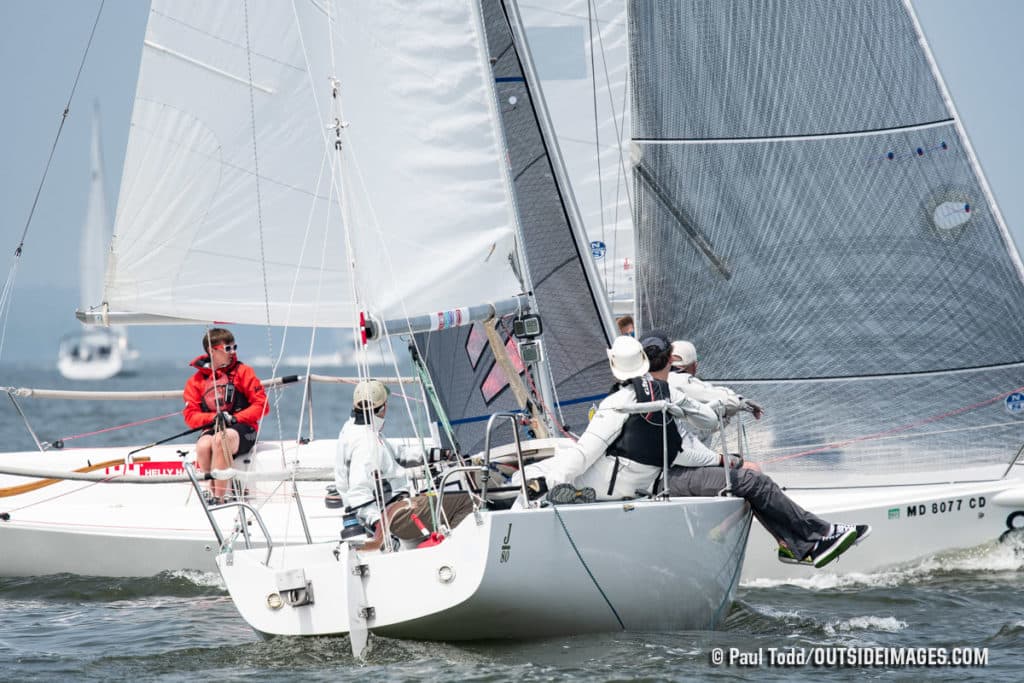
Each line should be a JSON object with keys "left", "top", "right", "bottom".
{"left": 449, "top": 393, "right": 608, "bottom": 425}
{"left": 495, "top": 76, "right": 524, "bottom": 82}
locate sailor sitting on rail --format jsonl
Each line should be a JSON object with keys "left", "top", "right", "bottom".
{"left": 513, "top": 332, "right": 720, "bottom": 503}
{"left": 336, "top": 380, "right": 473, "bottom": 550}
{"left": 667, "top": 339, "right": 763, "bottom": 446}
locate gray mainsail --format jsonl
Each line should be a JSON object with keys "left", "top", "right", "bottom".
{"left": 631, "top": 0, "right": 1024, "bottom": 483}
{"left": 415, "top": 0, "right": 615, "bottom": 454}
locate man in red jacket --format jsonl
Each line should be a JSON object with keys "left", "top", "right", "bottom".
{"left": 183, "top": 328, "right": 268, "bottom": 503}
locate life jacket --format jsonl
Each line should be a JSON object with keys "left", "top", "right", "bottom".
{"left": 194, "top": 359, "right": 251, "bottom": 415}
{"left": 606, "top": 376, "right": 681, "bottom": 469}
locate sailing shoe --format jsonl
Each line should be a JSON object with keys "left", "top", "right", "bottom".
{"left": 853, "top": 524, "right": 872, "bottom": 545}
{"left": 777, "top": 545, "right": 813, "bottom": 566}
{"left": 547, "top": 484, "right": 598, "bottom": 505}
{"left": 809, "top": 524, "right": 860, "bottom": 568}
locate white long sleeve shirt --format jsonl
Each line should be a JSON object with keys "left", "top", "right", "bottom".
{"left": 334, "top": 416, "right": 412, "bottom": 529}
{"left": 517, "top": 379, "right": 721, "bottom": 499}
{"left": 668, "top": 372, "right": 746, "bottom": 447}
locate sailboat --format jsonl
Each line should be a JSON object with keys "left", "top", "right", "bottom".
{"left": 623, "top": 0, "right": 1024, "bottom": 578}
{"left": 56, "top": 106, "right": 139, "bottom": 380}
{"left": 1, "top": 0, "right": 750, "bottom": 644}
{"left": 214, "top": 0, "right": 749, "bottom": 644}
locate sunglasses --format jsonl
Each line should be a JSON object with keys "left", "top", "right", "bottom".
{"left": 214, "top": 344, "right": 238, "bottom": 353}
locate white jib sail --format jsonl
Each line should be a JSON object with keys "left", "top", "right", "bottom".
{"left": 102, "top": 0, "right": 522, "bottom": 329}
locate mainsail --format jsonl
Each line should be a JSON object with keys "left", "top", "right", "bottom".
{"left": 631, "top": 0, "right": 1024, "bottom": 484}
{"left": 416, "top": 0, "right": 615, "bottom": 453}
{"left": 94, "top": 1, "right": 523, "bottom": 329}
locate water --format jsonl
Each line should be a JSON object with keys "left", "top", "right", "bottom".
{"left": 2, "top": 363, "right": 1023, "bottom": 681}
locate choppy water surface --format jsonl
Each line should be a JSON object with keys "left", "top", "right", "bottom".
{"left": 2, "top": 363, "right": 1023, "bottom": 681}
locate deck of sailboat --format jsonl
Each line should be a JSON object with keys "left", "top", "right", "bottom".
{"left": 0, "top": 440, "right": 342, "bottom": 577}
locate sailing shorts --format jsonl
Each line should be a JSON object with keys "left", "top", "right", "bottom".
{"left": 201, "top": 422, "right": 258, "bottom": 456}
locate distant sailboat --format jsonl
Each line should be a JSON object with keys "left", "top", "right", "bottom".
{"left": 57, "top": 106, "right": 138, "bottom": 380}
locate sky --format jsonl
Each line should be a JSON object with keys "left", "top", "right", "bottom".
{"left": 1, "top": 0, "right": 1023, "bottom": 363}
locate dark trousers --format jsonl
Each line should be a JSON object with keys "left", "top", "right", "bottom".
{"left": 667, "top": 466, "right": 830, "bottom": 560}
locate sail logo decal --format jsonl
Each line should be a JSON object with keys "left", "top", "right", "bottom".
{"left": 590, "top": 240, "right": 606, "bottom": 260}
{"left": 104, "top": 461, "right": 184, "bottom": 476}
{"left": 1005, "top": 392, "right": 1024, "bottom": 416}
{"left": 499, "top": 523, "right": 512, "bottom": 563}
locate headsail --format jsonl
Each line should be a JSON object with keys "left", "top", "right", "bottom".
{"left": 93, "top": 1, "right": 523, "bottom": 329}
{"left": 415, "top": 0, "right": 616, "bottom": 453}
{"left": 631, "top": 1, "right": 1024, "bottom": 484}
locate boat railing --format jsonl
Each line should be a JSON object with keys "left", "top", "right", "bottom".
{"left": 3, "top": 373, "right": 418, "bottom": 452}
{"left": 434, "top": 464, "right": 488, "bottom": 526}
{"left": 614, "top": 400, "right": 750, "bottom": 499}
{"left": 183, "top": 461, "right": 275, "bottom": 565}
{"left": 481, "top": 412, "right": 532, "bottom": 506}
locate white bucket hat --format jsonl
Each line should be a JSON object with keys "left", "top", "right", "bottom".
{"left": 607, "top": 335, "right": 649, "bottom": 381}
{"left": 353, "top": 380, "right": 390, "bottom": 409}
{"left": 670, "top": 340, "right": 697, "bottom": 368}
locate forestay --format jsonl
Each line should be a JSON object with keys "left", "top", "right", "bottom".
{"left": 631, "top": 0, "right": 1024, "bottom": 484}
{"left": 416, "top": 0, "right": 615, "bottom": 453}
{"left": 98, "top": 0, "right": 522, "bottom": 328}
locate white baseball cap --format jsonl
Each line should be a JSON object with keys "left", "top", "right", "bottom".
{"left": 353, "top": 380, "right": 390, "bottom": 409}
{"left": 607, "top": 335, "right": 650, "bottom": 381}
{"left": 670, "top": 340, "right": 697, "bottom": 367}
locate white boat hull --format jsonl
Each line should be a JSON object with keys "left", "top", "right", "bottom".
{"left": 0, "top": 440, "right": 344, "bottom": 577}
{"left": 56, "top": 329, "right": 138, "bottom": 380}
{"left": 218, "top": 497, "right": 751, "bottom": 639}
{"left": 741, "top": 465, "right": 1024, "bottom": 580}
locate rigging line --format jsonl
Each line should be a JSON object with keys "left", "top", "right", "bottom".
{"left": 762, "top": 384, "right": 1024, "bottom": 465}
{"left": 585, "top": 0, "right": 607, "bottom": 288}
{"left": 550, "top": 504, "right": 625, "bottom": 630}
{"left": 710, "top": 358, "right": 1024, "bottom": 385}
{"left": 58, "top": 411, "right": 181, "bottom": 443}
{"left": 755, "top": 420, "right": 1020, "bottom": 456}
{"left": 12, "top": 0, "right": 106, "bottom": 256}
{"left": 242, "top": 0, "right": 285, "bottom": 453}
{"left": 633, "top": 117, "right": 954, "bottom": 145}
